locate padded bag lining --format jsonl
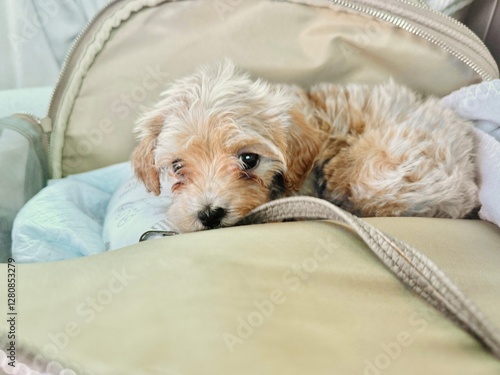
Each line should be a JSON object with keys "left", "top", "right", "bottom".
{"left": 49, "top": 0, "right": 495, "bottom": 177}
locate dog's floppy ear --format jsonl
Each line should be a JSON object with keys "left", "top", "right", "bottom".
{"left": 282, "top": 88, "right": 322, "bottom": 193}
{"left": 131, "top": 109, "right": 165, "bottom": 195}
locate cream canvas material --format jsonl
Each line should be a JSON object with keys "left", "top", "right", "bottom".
{"left": 47, "top": 0, "right": 495, "bottom": 178}
{"left": 1, "top": 217, "right": 500, "bottom": 374}
{"left": 1, "top": 1, "right": 500, "bottom": 373}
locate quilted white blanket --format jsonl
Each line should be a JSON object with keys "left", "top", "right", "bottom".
{"left": 441, "top": 80, "right": 500, "bottom": 227}
{"left": 12, "top": 163, "right": 127, "bottom": 262}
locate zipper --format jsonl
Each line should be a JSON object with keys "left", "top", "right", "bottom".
{"left": 14, "top": 112, "right": 50, "bottom": 153}
{"left": 412, "top": 0, "right": 428, "bottom": 7}
{"left": 10, "top": 112, "right": 51, "bottom": 181}
{"left": 326, "top": 0, "right": 498, "bottom": 81}
{"left": 48, "top": 0, "right": 120, "bottom": 119}
{"left": 393, "top": 0, "right": 496, "bottom": 74}
{"left": 48, "top": 0, "right": 498, "bottom": 120}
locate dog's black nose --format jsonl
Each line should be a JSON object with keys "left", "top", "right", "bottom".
{"left": 198, "top": 206, "right": 226, "bottom": 229}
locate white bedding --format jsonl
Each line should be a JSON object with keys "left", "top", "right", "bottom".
{"left": 102, "top": 166, "right": 174, "bottom": 250}
{"left": 11, "top": 81, "right": 500, "bottom": 263}
{"left": 12, "top": 163, "right": 124, "bottom": 262}
{"left": 12, "top": 162, "right": 174, "bottom": 263}
{"left": 441, "top": 80, "right": 500, "bottom": 226}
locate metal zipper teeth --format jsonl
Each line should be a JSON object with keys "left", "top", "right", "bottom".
{"left": 48, "top": 0, "right": 496, "bottom": 118}
{"left": 15, "top": 111, "right": 41, "bottom": 124}
{"left": 14, "top": 113, "right": 51, "bottom": 181}
{"left": 15, "top": 112, "right": 50, "bottom": 152}
{"left": 412, "top": 0, "right": 428, "bottom": 7}
{"left": 388, "top": 0, "right": 496, "bottom": 76}
{"left": 404, "top": 0, "right": 432, "bottom": 9}
{"left": 328, "top": 0, "right": 496, "bottom": 81}
{"left": 337, "top": 0, "right": 496, "bottom": 79}
{"left": 47, "top": 0, "right": 119, "bottom": 118}
{"left": 395, "top": 0, "right": 496, "bottom": 68}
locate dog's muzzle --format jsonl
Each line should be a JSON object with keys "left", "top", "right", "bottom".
{"left": 197, "top": 206, "right": 227, "bottom": 229}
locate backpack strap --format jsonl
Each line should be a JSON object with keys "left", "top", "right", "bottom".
{"left": 236, "top": 196, "right": 500, "bottom": 359}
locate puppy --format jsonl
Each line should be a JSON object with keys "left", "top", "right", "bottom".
{"left": 132, "top": 60, "right": 478, "bottom": 233}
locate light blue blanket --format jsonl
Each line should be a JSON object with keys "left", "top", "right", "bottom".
{"left": 12, "top": 163, "right": 131, "bottom": 262}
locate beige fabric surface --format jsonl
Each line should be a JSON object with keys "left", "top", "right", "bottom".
{"left": 50, "top": 0, "right": 487, "bottom": 177}
{"left": 1, "top": 217, "right": 499, "bottom": 374}
{"left": 16, "top": 1, "right": 499, "bottom": 373}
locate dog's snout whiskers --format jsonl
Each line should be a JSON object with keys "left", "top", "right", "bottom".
{"left": 198, "top": 206, "right": 227, "bottom": 229}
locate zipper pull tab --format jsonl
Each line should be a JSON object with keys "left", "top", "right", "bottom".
{"left": 40, "top": 116, "right": 53, "bottom": 133}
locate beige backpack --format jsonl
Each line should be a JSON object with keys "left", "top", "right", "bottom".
{"left": 1, "top": 1, "right": 500, "bottom": 374}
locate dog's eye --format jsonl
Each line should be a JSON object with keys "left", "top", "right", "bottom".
{"left": 172, "top": 159, "right": 183, "bottom": 174}
{"left": 239, "top": 153, "right": 260, "bottom": 170}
